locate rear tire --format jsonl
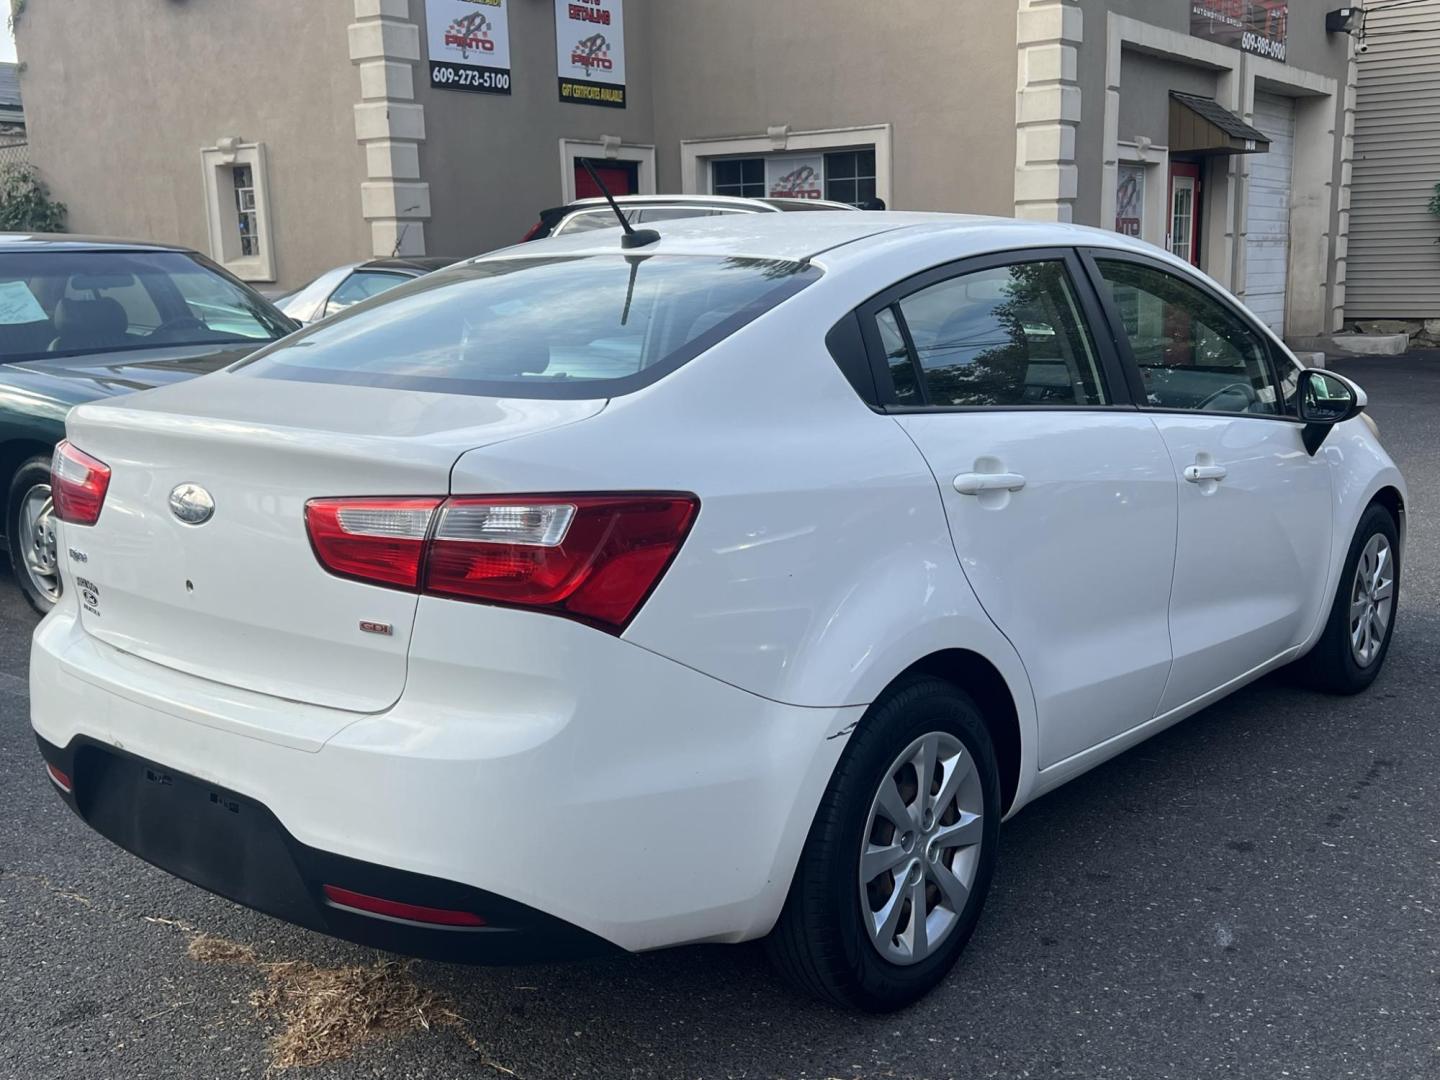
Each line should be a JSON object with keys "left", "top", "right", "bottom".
{"left": 1291, "top": 502, "right": 1399, "bottom": 694}
{"left": 766, "top": 675, "right": 1000, "bottom": 1011}
{"left": 7, "top": 455, "right": 62, "bottom": 616}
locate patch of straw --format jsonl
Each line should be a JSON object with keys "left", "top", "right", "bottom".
{"left": 250, "top": 959, "right": 474, "bottom": 1072}
{"left": 187, "top": 933, "right": 258, "bottom": 965}
{"left": 185, "top": 932, "right": 513, "bottom": 1075}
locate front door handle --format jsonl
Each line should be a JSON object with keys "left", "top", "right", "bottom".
{"left": 954, "top": 472, "right": 1027, "bottom": 496}
{"left": 1183, "top": 463, "right": 1228, "bottom": 484}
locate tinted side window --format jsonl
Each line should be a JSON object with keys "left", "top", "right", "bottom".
{"left": 888, "top": 260, "right": 1108, "bottom": 407}
{"left": 875, "top": 306, "right": 918, "bottom": 403}
{"left": 635, "top": 208, "right": 719, "bottom": 223}
{"left": 324, "top": 271, "right": 408, "bottom": 317}
{"left": 1095, "top": 259, "right": 1278, "bottom": 416}
{"left": 555, "top": 209, "right": 632, "bottom": 235}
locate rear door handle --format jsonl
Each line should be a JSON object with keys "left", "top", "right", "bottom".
{"left": 1183, "top": 464, "right": 1228, "bottom": 483}
{"left": 953, "top": 472, "right": 1027, "bottom": 496}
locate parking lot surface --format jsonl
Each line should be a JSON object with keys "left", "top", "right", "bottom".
{"left": 1, "top": 354, "right": 1437, "bottom": 1080}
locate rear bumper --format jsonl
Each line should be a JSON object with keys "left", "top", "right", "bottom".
{"left": 31, "top": 602, "right": 861, "bottom": 955}
{"left": 35, "top": 735, "right": 614, "bottom": 963}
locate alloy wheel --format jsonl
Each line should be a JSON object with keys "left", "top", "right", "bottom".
{"left": 858, "top": 731, "right": 984, "bottom": 965}
{"left": 19, "top": 483, "right": 61, "bottom": 605}
{"left": 1349, "top": 533, "right": 1394, "bottom": 668}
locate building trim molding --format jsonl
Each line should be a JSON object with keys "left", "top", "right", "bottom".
{"left": 678, "top": 124, "right": 893, "bottom": 203}
{"left": 558, "top": 138, "right": 658, "bottom": 203}
{"left": 1332, "top": 43, "right": 1358, "bottom": 332}
{"left": 199, "top": 140, "right": 275, "bottom": 282}
{"left": 349, "top": 0, "right": 428, "bottom": 256}
{"left": 1014, "top": 0, "right": 1083, "bottom": 222}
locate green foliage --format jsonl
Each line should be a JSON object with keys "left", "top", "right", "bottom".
{"left": 0, "top": 163, "right": 66, "bottom": 232}
{"left": 7, "top": 0, "right": 24, "bottom": 33}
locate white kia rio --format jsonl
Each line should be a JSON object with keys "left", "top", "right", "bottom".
{"left": 32, "top": 213, "right": 1405, "bottom": 1010}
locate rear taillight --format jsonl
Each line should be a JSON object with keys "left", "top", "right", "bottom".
{"left": 305, "top": 493, "right": 698, "bottom": 633}
{"left": 519, "top": 220, "right": 545, "bottom": 242}
{"left": 305, "top": 497, "right": 442, "bottom": 590}
{"left": 51, "top": 440, "right": 111, "bottom": 526}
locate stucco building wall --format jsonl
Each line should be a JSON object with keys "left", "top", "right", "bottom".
{"left": 16, "top": 0, "right": 368, "bottom": 291}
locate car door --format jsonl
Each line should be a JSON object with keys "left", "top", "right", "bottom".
{"left": 861, "top": 250, "right": 1179, "bottom": 768}
{"left": 1084, "top": 251, "right": 1333, "bottom": 714}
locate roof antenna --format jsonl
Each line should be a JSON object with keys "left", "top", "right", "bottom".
{"left": 579, "top": 158, "right": 660, "bottom": 250}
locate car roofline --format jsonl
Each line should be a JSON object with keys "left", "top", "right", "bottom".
{"left": 0, "top": 232, "right": 195, "bottom": 253}
{"left": 558, "top": 194, "right": 786, "bottom": 211}
{"left": 477, "top": 212, "right": 1196, "bottom": 270}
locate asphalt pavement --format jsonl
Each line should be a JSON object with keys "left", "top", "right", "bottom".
{"left": 1, "top": 353, "right": 1436, "bottom": 1080}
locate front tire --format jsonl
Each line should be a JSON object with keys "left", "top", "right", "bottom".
{"left": 766, "top": 675, "right": 1001, "bottom": 1011}
{"left": 1292, "top": 502, "right": 1399, "bottom": 694}
{"left": 7, "top": 455, "right": 63, "bottom": 616}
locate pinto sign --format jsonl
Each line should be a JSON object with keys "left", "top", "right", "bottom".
{"left": 556, "top": 0, "right": 626, "bottom": 108}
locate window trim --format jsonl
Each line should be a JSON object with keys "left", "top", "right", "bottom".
{"left": 845, "top": 247, "right": 1138, "bottom": 413}
{"left": 680, "top": 125, "right": 893, "bottom": 205}
{"left": 1077, "top": 247, "right": 1304, "bottom": 426}
{"left": 200, "top": 141, "right": 275, "bottom": 282}
{"left": 557, "top": 138, "right": 656, "bottom": 203}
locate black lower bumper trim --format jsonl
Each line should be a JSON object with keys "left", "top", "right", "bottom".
{"left": 35, "top": 735, "right": 620, "bottom": 964}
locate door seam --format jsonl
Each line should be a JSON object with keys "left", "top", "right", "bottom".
{"left": 1143, "top": 413, "right": 1182, "bottom": 718}
{"left": 885, "top": 414, "right": 1041, "bottom": 718}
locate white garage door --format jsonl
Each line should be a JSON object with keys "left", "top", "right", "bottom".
{"left": 1245, "top": 93, "right": 1296, "bottom": 334}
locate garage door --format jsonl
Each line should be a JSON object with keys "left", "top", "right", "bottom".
{"left": 1244, "top": 93, "right": 1295, "bottom": 334}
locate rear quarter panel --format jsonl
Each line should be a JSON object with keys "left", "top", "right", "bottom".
{"left": 448, "top": 279, "right": 1042, "bottom": 805}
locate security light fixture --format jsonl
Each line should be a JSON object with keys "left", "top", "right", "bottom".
{"left": 1326, "top": 7, "right": 1368, "bottom": 35}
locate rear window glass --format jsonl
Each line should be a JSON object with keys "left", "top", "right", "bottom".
{"left": 234, "top": 255, "right": 820, "bottom": 399}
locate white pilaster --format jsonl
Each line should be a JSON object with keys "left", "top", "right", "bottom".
{"left": 350, "top": 0, "right": 429, "bottom": 256}
{"left": 1015, "top": 0, "right": 1083, "bottom": 223}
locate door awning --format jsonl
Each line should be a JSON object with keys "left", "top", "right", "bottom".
{"left": 1169, "top": 92, "right": 1271, "bottom": 155}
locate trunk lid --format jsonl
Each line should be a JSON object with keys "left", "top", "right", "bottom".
{"left": 63, "top": 372, "right": 605, "bottom": 716}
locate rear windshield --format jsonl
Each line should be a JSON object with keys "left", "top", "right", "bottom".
{"left": 234, "top": 255, "right": 820, "bottom": 399}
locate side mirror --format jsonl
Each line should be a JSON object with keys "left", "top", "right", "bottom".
{"left": 1299, "top": 369, "right": 1365, "bottom": 454}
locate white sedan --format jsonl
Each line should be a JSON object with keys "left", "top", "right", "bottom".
{"left": 32, "top": 212, "right": 1404, "bottom": 1010}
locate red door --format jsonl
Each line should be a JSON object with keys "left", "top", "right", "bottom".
{"left": 574, "top": 159, "right": 638, "bottom": 198}
{"left": 1167, "top": 161, "right": 1202, "bottom": 266}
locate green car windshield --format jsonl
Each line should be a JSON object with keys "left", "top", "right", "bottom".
{"left": 0, "top": 250, "right": 293, "bottom": 362}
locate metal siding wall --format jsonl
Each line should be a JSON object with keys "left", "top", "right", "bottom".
{"left": 1348, "top": 0, "right": 1440, "bottom": 319}
{"left": 1245, "top": 93, "right": 1296, "bottom": 333}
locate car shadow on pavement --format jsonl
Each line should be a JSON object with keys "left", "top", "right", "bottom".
{"left": 382, "top": 630, "right": 1432, "bottom": 1079}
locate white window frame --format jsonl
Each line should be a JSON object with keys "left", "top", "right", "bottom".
{"left": 679, "top": 124, "right": 893, "bottom": 206}
{"left": 558, "top": 138, "right": 657, "bottom": 203}
{"left": 200, "top": 140, "right": 275, "bottom": 282}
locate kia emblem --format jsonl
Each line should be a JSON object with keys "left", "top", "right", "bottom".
{"left": 169, "top": 483, "right": 215, "bottom": 526}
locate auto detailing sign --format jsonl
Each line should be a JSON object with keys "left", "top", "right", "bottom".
{"left": 426, "top": 0, "right": 513, "bottom": 94}
{"left": 556, "top": 0, "right": 626, "bottom": 108}
{"left": 766, "top": 156, "right": 825, "bottom": 200}
{"left": 1191, "top": 1, "right": 1288, "bottom": 62}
